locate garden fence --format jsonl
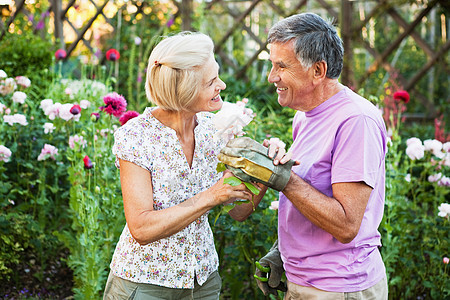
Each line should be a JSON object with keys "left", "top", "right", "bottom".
{"left": 1, "top": 0, "right": 449, "bottom": 117}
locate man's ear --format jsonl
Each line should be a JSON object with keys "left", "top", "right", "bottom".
{"left": 313, "top": 61, "right": 327, "bottom": 80}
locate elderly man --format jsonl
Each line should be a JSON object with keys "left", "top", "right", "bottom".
{"left": 256, "top": 13, "right": 388, "bottom": 299}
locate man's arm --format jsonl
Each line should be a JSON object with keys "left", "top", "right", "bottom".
{"left": 282, "top": 174, "right": 373, "bottom": 244}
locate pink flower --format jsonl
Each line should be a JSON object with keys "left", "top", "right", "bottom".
{"left": 55, "top": 49, "right": 67, "bottom": 60}
{"left": 70, "top": 104, "right": 81, "bottom": 115}
{"left": 106, "top": 49, "right": 120, "bottom": 61}
{"left": 69, "top": 135, "right": 87, "bottom": 149}
{"left": 444, "top": 257, "right": 449, "bottom": 264}
{"left": 119, "top": 110, "right": 139, "bottom": 126}
{"left": 0, "top": 145, "right": 12, "bottom": 162}
{"left": 37, "top": 144, "right": 58, "bottom": 161}
{"left": 83, "top": 155, "right": 94, "bottom": 169}
{"left": 393, "top": 90, "right": 410, "bottom": 103}
{"left": 100, "top": 92, "right": 127, "bottom": 117}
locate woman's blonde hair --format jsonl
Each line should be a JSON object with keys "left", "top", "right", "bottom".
{"left": 145, "top": 32, "right": 214, "bottom": 111}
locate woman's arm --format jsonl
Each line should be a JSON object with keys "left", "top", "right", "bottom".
{"left": 119, "top": 159, "right": 253, "bottom": 245}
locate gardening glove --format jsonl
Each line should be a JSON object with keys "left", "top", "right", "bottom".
{"left": 254, "top": 239, "right": 287, "bottom": 296}
{"left": 218, "top": 137, "right": 295, "bottom": 191}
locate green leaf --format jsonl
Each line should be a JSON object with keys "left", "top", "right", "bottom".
{"left": 243, "top": 182, "right": 260, "bottom": 195}
{"left": 216, "top": 162, "right": 226, "bottom": 172}
{"left": 224, "top": 176, "right": 242, "bottom": 186}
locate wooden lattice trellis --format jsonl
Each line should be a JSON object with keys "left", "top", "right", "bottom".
{"left": 1, "top": 0, "right": 449, "bottom": 117}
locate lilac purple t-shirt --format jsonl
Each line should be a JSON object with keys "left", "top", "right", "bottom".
{"left": 279, "top": 87, "right": 387, "bottom": 292}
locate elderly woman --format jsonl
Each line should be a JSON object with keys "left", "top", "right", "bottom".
{"left": 103, "top": 32, "right": 288, "bottom": 300}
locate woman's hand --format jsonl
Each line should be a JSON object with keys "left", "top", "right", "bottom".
{"left": 207, "top": 170, "right": 255, "bottom": 206}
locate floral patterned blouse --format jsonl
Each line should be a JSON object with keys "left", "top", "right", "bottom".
{"left": 110, "top": 106, "right": 225, "bottom": 288}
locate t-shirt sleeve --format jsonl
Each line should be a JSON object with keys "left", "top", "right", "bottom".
{"left": 112, "top": 125, "right": 151, "bottom": 171}
{"left": 331, "top": 115, "right": 385, "bottom": 188}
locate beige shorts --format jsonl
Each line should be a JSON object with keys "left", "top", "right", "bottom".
{"left": 103, "top": 271, "right": 222, "bottom": 300}
{"left": 284, "top": 277, "right": 388, "bottom": 300}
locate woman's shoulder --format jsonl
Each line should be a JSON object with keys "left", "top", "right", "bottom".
{"left": 115, "top": 107, "right": 156, "bottom": 134}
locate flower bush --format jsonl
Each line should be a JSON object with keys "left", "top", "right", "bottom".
{"left": 0, "top": 69, "right": 136, "bottom": 298}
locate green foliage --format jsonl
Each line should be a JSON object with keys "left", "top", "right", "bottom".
{"left": 381, "top": 128, "right": 449, "bottom": 299}
{"left": 0, "top": 32, "right": 53, "bottom": 97}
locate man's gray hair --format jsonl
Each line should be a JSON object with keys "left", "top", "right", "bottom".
{"left": 268, "top": 13, "right": 344, "bottom": 79}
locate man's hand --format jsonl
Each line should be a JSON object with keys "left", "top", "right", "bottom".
{"left": 218, "top": 137, "right": 295, "bottom": 191}
{"left": 254, "top": 240, "right": 287, "bottom": 296}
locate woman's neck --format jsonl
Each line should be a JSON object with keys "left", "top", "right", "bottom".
{"left": 152, "top": 108, "right": 197, "bottom": 141}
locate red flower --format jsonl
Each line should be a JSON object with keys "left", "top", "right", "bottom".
{"left": 55, "top": 49, "right": 67, "bottom": 60}
{"left": 83, "top": 155, "right": 94, "bottom": 169}
{"left": 100, "top": 92, "right": 127, "bottom": 117}
{"left": 106, "top": 49, "right": 120, "bottom": 61}
{"left": 393, "top": 90, "right": 410, "bottom": 103}
{"left": 119, "top": 110, "right": 140, "bottom": 126}
{"left": 70, "top": 104, "right": 81, "bottom": 115}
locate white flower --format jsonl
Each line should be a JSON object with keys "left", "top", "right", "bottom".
{"left": 0, "top": 145, "right": 12, "bottom": 162}
{"left": 0, "top": 78, "right": 17, "bottom": 95}
{"left": 44, "top": 102, "right": 62, "bottom": 120}
{"left": 40, "top": 99, "right": 54, "bottom": 111}
{"left": 406, "top": 137, "right": 422, "bottom": 147}
{"left": 438, "top": 203, "right": 450, "bottom": 218}
{"left": 43, "top": 123, "right": 55, "bottom": 134}
{"left": 0, "top": 70, "right": 7, "bottom": 79}
{"left": 405, "top": 174, "right": 411, "bottom": 182}
{"left": 424, "top": 139, "right": 444, "bottom": 158}
{"left": 442, "top": 153, "right": 450, "bottom": 168}
{"left": 438, "top": 176, "right": 450, "bottom": 187}
{"left": 214, "top": 101, "right": 254, "bottom": 142}
{"left": 3, "top": 114, "right": 28, "bottom": 126}
{"left": 15, "top": 76, "right": 31, "bottom": 88}
{"left": 134, "top": 36, "right": 142, "bottom": 45}
{"left": 428, "top": 173, "right": 442, "bottom": 183}
{"left": 12, "top": 91, "right": 27, "bottom": 104}
{"left": 0, "top": 103, "right": 6, "bottom": 114}
{"left": 58, "top": 103, "right": 74, "bottom": 121}
{"left": 269, "top": 201, "right": 279, "bottom": 210}
{"left": 443, "top": 142, "right": 450, "bottom": 153}
{"left": 79, "top": 99, "right": 91, "bottom": 109}
{"left": 405, "top": 142, "right": 425, "bottom": 160}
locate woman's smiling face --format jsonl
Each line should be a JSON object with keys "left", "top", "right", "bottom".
{"left": 189, "top": 55, "right": 226, "bottom": 113}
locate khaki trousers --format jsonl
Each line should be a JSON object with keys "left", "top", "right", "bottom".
{"left": 103, "top": 271, "right": 221, "bottom": 300}
{"left": 284, "top": 277, "right": 388, "bottom": 300}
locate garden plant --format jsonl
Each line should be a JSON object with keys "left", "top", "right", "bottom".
{"left": 0, "top": 2, "right": 449, "bottom": 299}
